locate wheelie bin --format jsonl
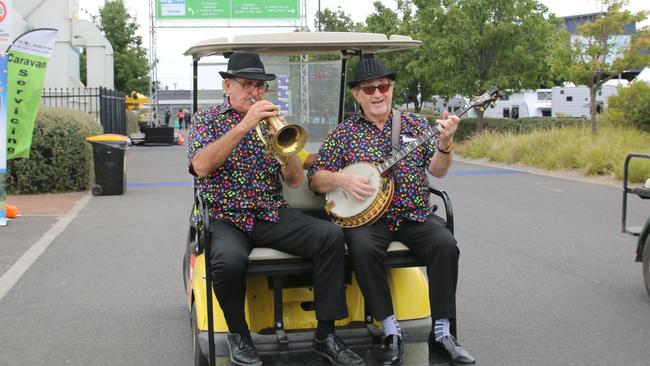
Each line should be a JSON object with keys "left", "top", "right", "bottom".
{"left": 86, "top": 134, "right": 129, "bottom": 196}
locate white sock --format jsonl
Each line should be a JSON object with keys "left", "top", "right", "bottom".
{"left": 381, "top": 314, "right": 402, "bottom": 338}
{"left": 434, "top": 318, "right": 450, "bottom": 341}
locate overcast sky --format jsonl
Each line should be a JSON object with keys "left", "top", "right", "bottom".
{"left": 77, "top": 0, "right": 649, "bottom": 90}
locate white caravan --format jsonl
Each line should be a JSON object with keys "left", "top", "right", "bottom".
{"left": 552, "top": 84, "right": 622, "bottom": 118}
{"left": 482, "top": 89, "right": 552, "bottom": 119}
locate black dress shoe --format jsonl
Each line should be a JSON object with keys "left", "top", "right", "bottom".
{"left": 226, "top": 332, "right": 262, "bottom": 366}
{"left": 428, "top": 333, "right": 475, "bottom": 364}
{"left": 380, "top": 334, "right": 404, "bottom": 365}
{"left": 311, "top": 333, "right": 365, "bottom": 366}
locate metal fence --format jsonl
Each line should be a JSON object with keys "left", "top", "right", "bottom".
{"left": 41, "top": 87, "right": 126, "bottom": 135}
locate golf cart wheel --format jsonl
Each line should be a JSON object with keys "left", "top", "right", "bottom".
{"left": 643, "top": 235, "right": 650, "bottom": 296}
{"left": 91, "top": 185, "right": 103, "bottom": 196}
{"left": 191, "top": 304, "right": 209, "bottom": 366}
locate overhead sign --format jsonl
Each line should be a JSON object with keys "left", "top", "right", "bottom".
{"left": 156, "top": 0, "right": 299, "bottom": 20}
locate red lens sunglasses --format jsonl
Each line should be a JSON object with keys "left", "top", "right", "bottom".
{"left": 360, "top": 83, "right": 391, "bottom": 95}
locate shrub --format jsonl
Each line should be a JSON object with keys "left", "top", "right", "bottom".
{"left": 6, "top": 107, "right": 103, "bottom": 194}
{"left": 444, "top": 116, "right": 588, "bottom": 141}
{"left": 458, "top": 125, "right": 650, "bottom": 183}
{"left": 603, "top": 81, "right": 650, "bottom": 132}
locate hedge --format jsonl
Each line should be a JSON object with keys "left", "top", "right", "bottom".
{"left": 350, "top": 109, "right": 588, "bottom": 141}
{"left": 6, "top": 107, "right": 103, "bottom": 194}
{"left": 416, "top": 112, "right": 589, "bottom": 141}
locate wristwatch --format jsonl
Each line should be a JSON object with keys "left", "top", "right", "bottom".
{"left": 436, "top": 141, "right": 454, "bottom": 154}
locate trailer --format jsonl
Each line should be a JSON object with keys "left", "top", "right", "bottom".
{"left": 482, "top": 89, "right": 552, "bottom": 119}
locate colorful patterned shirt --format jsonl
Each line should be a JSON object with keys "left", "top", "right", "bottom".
{"left": 308, "top": 111, "right": 436, "bottom": 231}
{"left": 188, "top": 99, "right": 288, "bottom": 233}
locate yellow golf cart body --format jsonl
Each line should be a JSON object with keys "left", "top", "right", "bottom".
{"left": 181, "top": 31, "right": 452, "bottom": 363}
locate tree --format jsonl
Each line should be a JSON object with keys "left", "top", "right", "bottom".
{"left": 568, "top": 0, "right": 649, "bottom": 134}
{"left": 317, "top": 7, "right": 365, "bottom": 32}
{"left": 413, "top": 0, "right": 565, "bottom": 132}
{"left": 94, "top": 0, "right": 150, "bottom": 94}
{"left": 365, "top": 1, "right": 433, "bottom": 112}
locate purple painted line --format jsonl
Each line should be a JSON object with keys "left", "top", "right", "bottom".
{"left": 448, "top": 169, "right": 525, "bottom": 177}
{"left": 128, "top": 181, "right": 193, "bottom": 188}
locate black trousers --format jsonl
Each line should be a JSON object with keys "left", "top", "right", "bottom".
{"left": 344, "top": 215, "right": 459, "bottom": 323}
{"left": 209, "top": 208, "right": 348, "bottom": 333}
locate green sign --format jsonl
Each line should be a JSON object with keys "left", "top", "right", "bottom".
{"left": 156, "top": 0, "right": 299, "bottom": 20}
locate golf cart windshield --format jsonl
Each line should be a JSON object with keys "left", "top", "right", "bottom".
{"left": 184, "top": 32, "right": 420, "bottom": 149}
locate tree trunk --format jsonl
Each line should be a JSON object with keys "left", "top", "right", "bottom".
{"left": 476, "top": 109, "right": 485, "bottom": 134}
{"left": 414, "top": 97, "right": 421, "bottom": 113}
{"left": 589, "top": 86, "right": 598, "bottom": 135}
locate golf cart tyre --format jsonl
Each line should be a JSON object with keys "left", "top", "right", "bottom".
{"left": 192, "top": 304, "right": 209, "bottom": 366}
{"left": 643, "top": 234, "right": 650, "bottom": 296}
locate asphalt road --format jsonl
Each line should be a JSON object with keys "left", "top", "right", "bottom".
{"left": 1, "top": 143, "right": 649, "bottom": 366}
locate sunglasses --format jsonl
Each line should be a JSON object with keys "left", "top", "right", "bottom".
{"left": 359, "top": 83, "right": 391, "bottom": 96}
{"left": 230, "top": 78, "right": 270, "bottom": 92}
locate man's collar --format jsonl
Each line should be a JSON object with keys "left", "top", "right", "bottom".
{"left": 353, "top": 110, "right": 393, "bottom": 126}
{"left": 220, "top": 98, "right": 233, "bottom": 112}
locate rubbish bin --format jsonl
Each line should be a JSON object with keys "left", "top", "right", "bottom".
{"left": 86, "top": 134, "right": 129, "bottom": 196}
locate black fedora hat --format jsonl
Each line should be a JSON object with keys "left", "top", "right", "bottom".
{"left": 348, "top": 56, "right": 396, "bottom": 88}
{"left": 219, "top": 52, "right": 276, "bottom": 81}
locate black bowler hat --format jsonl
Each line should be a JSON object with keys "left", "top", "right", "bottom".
{"left": 348, "top": 56, "right": 396, "bottom": 88}
{"left": 219, "top": 52, "right": 276, "bottom": 81}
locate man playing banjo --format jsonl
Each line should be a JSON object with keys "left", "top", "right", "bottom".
{"left": 308, "top": 56, "right": 475, "bottom": 365}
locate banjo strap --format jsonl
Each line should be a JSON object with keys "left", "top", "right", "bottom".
{"left": 391, "top": 109, "right": 401, "bottom": 153}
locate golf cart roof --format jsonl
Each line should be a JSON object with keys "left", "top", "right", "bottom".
{"left": 184, "top": 32, "right": 421, "bottom": 60}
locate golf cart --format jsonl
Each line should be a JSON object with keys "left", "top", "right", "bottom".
{"left": 181, "top": 32, "right": 452, "bottom": 365}
{"left": 621, "top": 153, "right": 650, "bottom": 298}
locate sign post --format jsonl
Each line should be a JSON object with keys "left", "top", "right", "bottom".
{"left": 0, "top": 54, "right": 8, "bottom": 226}
{"left": 0, "top": 0, "right": 10, "bottom": 226}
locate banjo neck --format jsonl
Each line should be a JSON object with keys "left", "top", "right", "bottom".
{"left": 377, "top": 101, "right": 475, "bottom": 176}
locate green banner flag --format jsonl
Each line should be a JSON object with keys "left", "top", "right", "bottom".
{"left": 6, "top": 28, "right": 57, "bottom": 159}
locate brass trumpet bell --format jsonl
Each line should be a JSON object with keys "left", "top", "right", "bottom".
{"left": 255, "top": 116, "right": 308, "bottom": 161}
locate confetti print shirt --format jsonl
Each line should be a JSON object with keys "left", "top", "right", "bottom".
{"left": 308, "top": 111, "right": 436, "bottom": 232}
{"left": 188, "top": 99, "right": 288, "bottom": 233}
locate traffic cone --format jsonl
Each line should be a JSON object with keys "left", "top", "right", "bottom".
{"left": 178, "top": 132, "right": 185, "bottom": 145}
{"left": 5, "top": 204, "right": 18, "bottom": 218}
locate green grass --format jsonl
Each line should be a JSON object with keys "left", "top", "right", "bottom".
{"left": 457, "top": 125, "right": 650, "bottom": 183}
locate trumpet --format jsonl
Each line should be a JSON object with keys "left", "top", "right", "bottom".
{"left": 251, "top": 97, "right": 308, "bottom": 165}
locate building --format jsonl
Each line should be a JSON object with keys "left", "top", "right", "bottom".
{"left": 11, "top": 0, "right": 114, "bottom": 89}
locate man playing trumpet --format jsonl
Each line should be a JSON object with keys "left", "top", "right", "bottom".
{"left": 188, "top": 52, "right": 364, "bottom": 366}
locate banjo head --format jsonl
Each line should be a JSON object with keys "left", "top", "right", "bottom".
{"left": 325, "top": 163, "right": 382, "bottom": 218}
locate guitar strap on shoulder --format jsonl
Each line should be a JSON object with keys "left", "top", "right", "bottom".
{"left": 391, "top": 109, "right": 401, "bottom": 152}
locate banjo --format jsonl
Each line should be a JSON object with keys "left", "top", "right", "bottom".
{"left": 324, "top": 86, "right": 502, "bottom": 228}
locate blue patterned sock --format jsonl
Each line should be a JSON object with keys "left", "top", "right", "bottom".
{"left": 434, "top": 318, "right": 450, "bottom": 342}
{"left": 381, "top": 314, "right": 402, "bottom": 338}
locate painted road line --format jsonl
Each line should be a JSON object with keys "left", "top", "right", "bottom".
{"left": 448, "top": 168, "right": 526, "bottom": 177}
{"left": 126, "top": 169, "right": 524, "bottom": 189}
{"left": 128, "top": 181, "right": 193, "bottom": 188}
{"left": 0, "top": 194, "right": 91, "bottom": 303}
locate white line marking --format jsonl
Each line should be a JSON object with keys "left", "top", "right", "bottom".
{"left": 0, "top": 194, "right": 91, "bottom": 303}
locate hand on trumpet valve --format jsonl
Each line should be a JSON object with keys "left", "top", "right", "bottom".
{"left": 242, "top": 98, "right": 280, "bottom": 131}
